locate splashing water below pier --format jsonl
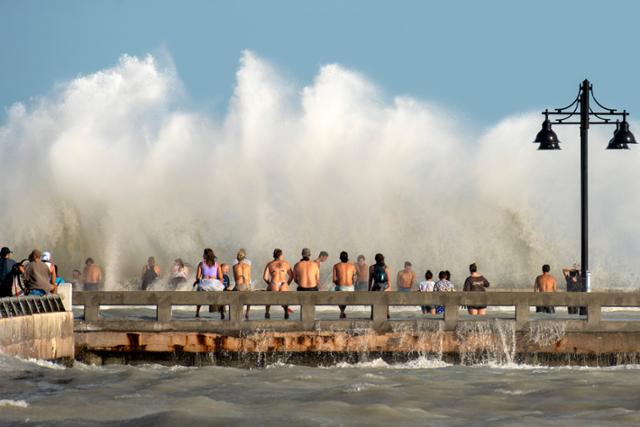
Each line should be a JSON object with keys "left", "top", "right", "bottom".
{"left": 3, "top": 350, "right": 640, "bottom": 426}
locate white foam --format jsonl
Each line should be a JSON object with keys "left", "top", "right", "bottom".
{"left": 0, "top": 399, "right": 29, "bottom": 408}
{"left": 2, "top": 50, "right": 639, "bottom": 288}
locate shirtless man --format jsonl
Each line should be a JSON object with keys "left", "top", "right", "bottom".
{"left": 233, "top": 249, "right": 252, "bottom": 319}
{"left": 355, "top": 255, "right": 368, "bottom": 291}
{"left": 333, "top": 251, "right": 357, "bottom": 318}
{"left": 396, "top": 261, "right": 416, "bottom": 292}
{"left": 82, "top": 258, "right": 103, "bottom": 291}
{"left": 294, "top": 248, "right": 320, "bottom": 291}
{"left": 534, "top": 264, "right": 557, "bottom": 314}
{"left": 263, "top": 248, "right": 293, "bottom": 319}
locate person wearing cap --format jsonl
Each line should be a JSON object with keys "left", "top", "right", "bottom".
{"left": 233, "top": 249, "right": 252, "bottom": 319}
{"left": 41, "top": 251, "right": 57, "bottom": 286}
{"left": 24, "top": 249, "right": 56, "bottom": 295}
{"left": 0, "top": 247, "right": 16, "bottom": 281}
{"left": 294, "top": 248, "right": 320, "bottom": 291}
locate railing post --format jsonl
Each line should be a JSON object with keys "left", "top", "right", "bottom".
{"left": 156, "top": 298, "right": 172, "bottom": 323}
{"left": 302, "top": 303, "right": 316, "bottom": 330}
{"left": 84, "top": 298, "right": 99, "bottom": 322}
{"left": 372, "top": 293, "right": 388, "bottom": 330}
{"left": 516, "top": 303, "right": 530, "bottom": 330}
{"left": 231, "top": 294, "right": 244, "bottom": 326}
{"left": 443, "top": 303, "right": 459, "bottom": 331}
{"left": 587, "top": 303, "right": 601, "bottom": 327}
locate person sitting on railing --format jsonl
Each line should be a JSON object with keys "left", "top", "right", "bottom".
{"left": 534, "top": 264, "right": 557, "bottom": 314}
{"left": 333, "top": 251, "right": 357, "bottom": 319}
{"left": 294, "top": 248, "right": 320, "bottom": 292}
{"left": 195, "top": 248, "right": 225, "bottom": 318}
{"left": 24, "top": 249, "right": 56, "bottom": 296}
{"left": 463, "top": 263, "right": 490, "bottom": 316}
{"left": 263, "top": 248, "right": 294, "bottom": 319}
{"left": 232, "top": 249, "right": 252, "bottom": 319}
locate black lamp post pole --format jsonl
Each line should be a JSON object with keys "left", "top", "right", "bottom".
{"left": 534, "top": 80, "right": 635, "bottom": 295}
{"left": 580, "top": 79, "right": 590, "bottom": 291}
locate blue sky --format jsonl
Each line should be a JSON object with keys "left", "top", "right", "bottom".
{"left": 1, "top": 0, "right": 638, "bottom": 126}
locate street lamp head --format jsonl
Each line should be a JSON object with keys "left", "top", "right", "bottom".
{"left": 534, "top": 119, "right": 561, "bottom": 150}
{"left": 606, "top": 120, "right": 635, "bottom": 150}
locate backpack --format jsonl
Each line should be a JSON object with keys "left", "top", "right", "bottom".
{"left": 373, "top": 264, "right": 387, "bottom": 283}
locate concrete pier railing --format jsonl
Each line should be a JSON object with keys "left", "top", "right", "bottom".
{"left": 0, "top": 294, "right": 74, "bottom": 362}
{"left": 72, "top": 291, "right": 640, "bottom": 333}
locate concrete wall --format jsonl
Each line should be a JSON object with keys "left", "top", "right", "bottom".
{"left": 0, "top": 312, "right": 74, "bottom": 362}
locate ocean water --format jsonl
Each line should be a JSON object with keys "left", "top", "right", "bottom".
{"left": 2, "top": 352, "right": 640, "bottom": 426}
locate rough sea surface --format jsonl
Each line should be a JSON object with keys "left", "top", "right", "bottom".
{"left": 2, "top": 352, "right": 640, "bottom": 427}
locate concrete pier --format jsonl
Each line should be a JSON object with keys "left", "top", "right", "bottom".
{"left": 0, "top": 295, "right": 74, "bottom": 363}
{"left": 72, "top": 291, "right": 640, "bottom": 366}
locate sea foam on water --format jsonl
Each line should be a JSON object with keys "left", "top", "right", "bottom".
{"left": 1, "top": 51, "right": 640, "bottom": 289}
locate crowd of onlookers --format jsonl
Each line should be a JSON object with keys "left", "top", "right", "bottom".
{"left": 1, "top": 245, "right": 585, "bottom": 318}
{"left": 0, "top": 246, "right": 103, "bottom": 297}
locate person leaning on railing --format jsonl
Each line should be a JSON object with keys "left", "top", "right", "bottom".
{"left": 24, "top": 249, "right": 56, "bottom": 296}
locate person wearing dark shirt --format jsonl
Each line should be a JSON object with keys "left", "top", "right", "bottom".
{"left": 463, "top": 263, "right": 490, "bottom": 316}
{"left": 0, "top": 247, "right": 17, "bottom": 297}
{"left": 563, "top": 267, "right": 586, "bottom": 315}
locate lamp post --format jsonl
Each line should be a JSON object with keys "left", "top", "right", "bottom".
{"left": 534, "top": 79, "right": 636, "bottom": 293}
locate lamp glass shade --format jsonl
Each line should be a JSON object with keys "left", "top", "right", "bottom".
{"left": 535, "top": 119, "right": 561, "bottom": 150}
{"left": 607, "top": 121, "right": 636, "bottom": 150}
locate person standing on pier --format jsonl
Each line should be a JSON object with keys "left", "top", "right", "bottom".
{"left": 82, "top": 258, "right": 103, "bottom": 291}
{"left": 563, "top": 266, "right": 586, "bottom": 315}
{"left": 463, "top": 263, "right": 490, "bottom": 316}
{"left": 141, "top": 256, "right": 161, "bottom": 290}
{"left": 534, "top": 264, "right": 557, "bottom": 314}
{"left": 263, "top": 248, "right": 293, "bottom": 319}
{"left": 195, "top": 248, "right": 225, "bottom": 318}
{"left": 396, "top": 261, "right": 416, "bottom": 292}
{"left": 333, "top": 251, "right": 357, "bottom": 318}
{"left": 355, "top": 255, "right": 368, "bottom": 291}
{"left": 233, "top": 249, "right": 252, "bottom": 319}
{"left": 434, "top": 270, "right": 454, "bottom": 314}
{"left": 294, "top": 248, "right": 320, "bottom": 291}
